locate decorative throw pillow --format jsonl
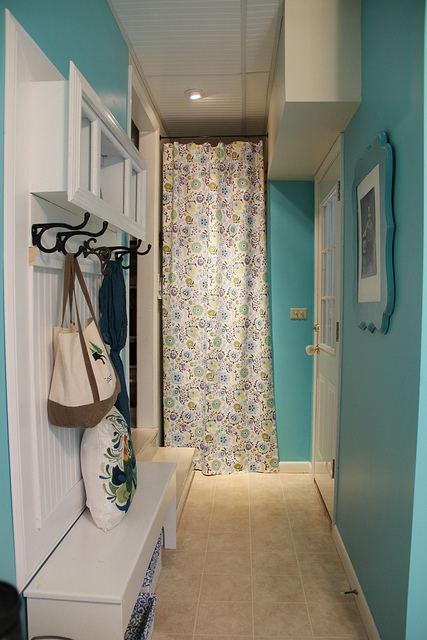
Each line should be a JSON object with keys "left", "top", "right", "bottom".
{"left": 80, "top": 407, "right": 137, "bottom": 532}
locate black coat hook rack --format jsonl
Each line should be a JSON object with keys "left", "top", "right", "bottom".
{"left": 32, "top": 212, "right": 108, "bottom": 255}
{"left": 31, "top": 213, "right": 151, "bottom": 275}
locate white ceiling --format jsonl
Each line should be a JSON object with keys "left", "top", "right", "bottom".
{"left": 107, "top": 0, "right": 283, "bottom": 139}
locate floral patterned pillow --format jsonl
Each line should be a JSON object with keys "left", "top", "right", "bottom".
{"left": 80, "top": 408, "right": 137, "bottom": 532}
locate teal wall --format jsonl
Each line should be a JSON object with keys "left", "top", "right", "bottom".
{"left": 405, "top": 5, "right": 427, "bottom": 634}
{"left": 0, "top": 0, "right": 129, "bottom": 589}
{"left": 338, "top": 1, "right": 425, "bottom": 638}
{"left": 267, "top": 181, "right": 314, "bottom": 462}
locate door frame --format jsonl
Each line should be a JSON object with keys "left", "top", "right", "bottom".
{"left": 311, "top": 134, "right": 344, "bottom": 522}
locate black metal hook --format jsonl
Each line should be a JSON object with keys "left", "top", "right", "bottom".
{"left": 58, "top": 222, "right": 108, "bottom": 256}
{"left": 81, "top": 238, "right": 152, "bottom": 275}
{"left": 108, "top": 239, "right": 152, "bottom": 266}
{"left": 31, "top": 212, "right": 109, "bottom": 256}
{"left": 31, "top": 212, "right": 93, "bottom": 254}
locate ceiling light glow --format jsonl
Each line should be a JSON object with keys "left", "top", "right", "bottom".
{"left": 185, "top": 89, "right": 205, "bottom": 100}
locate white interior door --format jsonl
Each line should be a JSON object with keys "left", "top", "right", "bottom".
{"left": 312, "top": 136, "right": 343, "bottom": 519}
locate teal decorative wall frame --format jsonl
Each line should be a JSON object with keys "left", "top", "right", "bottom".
{"left": 353, "top": 131, "right": 394, "bottom": 333}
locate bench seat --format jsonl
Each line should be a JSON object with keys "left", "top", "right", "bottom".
{"left": 25, "top": 461, "right": 176, "bottom": 640}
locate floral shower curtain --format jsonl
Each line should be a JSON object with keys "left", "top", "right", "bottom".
{"left": 162, "top": 140, "right": 278, "bottom": 475}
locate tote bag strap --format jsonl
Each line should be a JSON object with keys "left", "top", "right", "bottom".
{"left": 65, "top": 254, "right": 100, "bottom": 403}
{"left": 73, "top": 256, "right": 97, "bottom": 320}
{"left": 72, "top": 256, "right": 104, "bottom": 337}
{"left": 61, "top": 253, "right": 75, "bottom": 326}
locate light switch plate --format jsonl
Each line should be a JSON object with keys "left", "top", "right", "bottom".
{"left": 290, "top": 308, "right": 307, "bottom": 320}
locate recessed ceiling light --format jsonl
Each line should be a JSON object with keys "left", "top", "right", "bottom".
{"left": 185, "top": 89, "right": 205, "bottom": 100}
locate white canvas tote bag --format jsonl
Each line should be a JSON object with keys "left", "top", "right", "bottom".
{"left": 48, "top": 253, "right": 120, "bottom": 428}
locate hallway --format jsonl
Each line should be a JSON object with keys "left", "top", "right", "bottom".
{"left": 152, "top": 470, "right": 367, "bottom": 639}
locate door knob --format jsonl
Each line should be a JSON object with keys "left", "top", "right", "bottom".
{"left": 312, "top": 324, "right": 319, "bottom": 332}
{"left": 306, "top": 344, "right": 320, "bottom": 355}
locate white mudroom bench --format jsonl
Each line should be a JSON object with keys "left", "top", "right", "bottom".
{"left": 24, "top": 461, "right": 176, "bottom": 640}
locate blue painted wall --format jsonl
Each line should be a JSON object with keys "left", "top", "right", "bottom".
{"left": 0, "top": 0, "right": 129, "bottom": 588}
{"left": 405, "top": 6, "right": 427, "bottom": 634}
{"left": 337, "top": 1, "right": 424, "bottom": 638}
{"left": 267, "top": 181, "right": 314, "bottom": 462}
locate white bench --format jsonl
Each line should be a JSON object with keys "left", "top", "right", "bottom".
{"left": 25, "top": 461, "right": 176, "bottom": 640}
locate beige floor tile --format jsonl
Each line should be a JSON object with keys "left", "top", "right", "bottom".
{"left": 176, "top": 527, "right": 209, "bottom": 552}
{"left": 185, "top": 492, "right": 215, "bottom": 509}
{"left": 199, "top": 572, "right": 252, "bottom": 601}
{"left": 288, "top": 512, "right": 331, "bottom": 534}
{"left": 250, "top": 515, "right": 291, "bottom": 535}
{"left": 252, "top": 573, "right": 305, "bottom": 602}
{"left": 210, "top": 515, "right": 251, "bottom": 534}
{"left": 151, "top": 471, "right": 369, "bottom": 640}
{"left": 181, "top": 501, "right": 213, "bottom": 520}
{"left": 248, "top": 471, "right": 281, "bottom": 484}
{"left": 195, "top": 601, "right": 253, "bottom": 636}
{"left": 297, "top": 552, "right": 345, "bottom": 577}
{"left": 208, "top": 530, "right": 251, "bottom": 553}
{"left": 309, "top": 602, "right": 368, "bottom": 638}
{"left": 215, "top": 481, "right": 249, "bottom": 495}
{"left": 284, "top": 477, "right": 318, "bottom": 489}
{"left": 253, "top": 602, "right": 312, "bottom": 637}
{"left": 191, "top": 473, "right": 217, "bottom": 489}
{"left": 283, "top": 482, "right": 320, "bottom": 495}
{"left": 156, "top": 571, "right": 202, "bottom": 600}
{"left": 302, "top": 572, "right": 351, "bottom": 604}
{"left": 279, "top": 472, "right": 312, "bottom": 484}
{"left": 178, "top": 509, "right": 211, "bottom": 532}
{"left": 204, "top": 551, "right": 252, "bottom": 575}
{"left": 249, "top": 485, "right": 286, "bottom": 504}
{"left": 250, "top": 502, "right": 289, "bottom": 521}
{"left": 192, "top": 470, "right": 217, "bottom": 485}
{"left": 293, "top": 532, "right": 336, "bottom": 555}
{"left": 252, "top": 548, "right": 299, "bottom": 575}
{"left": 251, "top": 528, "right": 294, "bottom": 552}
{"left": 194, "top": 637, "right": 252, "bottom": 640}
{"left": 285, "top": 496, "right": 324, "bottom": 511}
{"left": 188, "top": 476, "right": 216, "bottom": 494}
{"left": 216, "top": 473, "right": 250, "bottom": 485}
{"left": 161, "top": 549, "right": 206, "bottom": 574}
{"left": 212, "top": 501, "right": 250, "bottom": 519}
{"left": 214, "top": 493, "right": 251, "bottom": 507}
{"left": 151, "top": 634, "right": 193, "bottom": 640}
{"left": 153, "top": 599, "right": 198, "bottom": 635}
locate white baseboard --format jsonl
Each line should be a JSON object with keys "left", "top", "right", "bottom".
{"left": 279, "top": 461, "right": 312, "bottom": 473}
{"left": 332, "top": 525, "right": 381, "bottom": 640}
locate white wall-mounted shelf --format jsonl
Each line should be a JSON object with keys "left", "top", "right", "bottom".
{"left": 30, "top": 62, "right": 146, "bottom": 239}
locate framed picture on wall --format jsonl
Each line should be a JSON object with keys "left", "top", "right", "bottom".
{"left": 357, "top": 163, "right": 381, "bottom": 303}
{"left": 353, "top": 131, "right": 395, "bottom": 333}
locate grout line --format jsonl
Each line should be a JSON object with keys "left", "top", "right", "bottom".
{"left": 247, "top": 474, "right": 255, "bottom": 640}
{"left": 191, "top": 472, "right": 216, "bottom": 640}
{"left": 281, "top": 477, "right": 315, "bottom": 640}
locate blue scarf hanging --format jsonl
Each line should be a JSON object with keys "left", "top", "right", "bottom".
{"left": 99, "top": 259, "right": 131, "bottom": 429}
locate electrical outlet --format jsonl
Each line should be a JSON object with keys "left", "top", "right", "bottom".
{"left": 290, "top": 308, "right": 307, "bottom": 320}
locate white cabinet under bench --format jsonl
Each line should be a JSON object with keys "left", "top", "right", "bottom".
{"left": 24, "top": 461, "right": 176, "bottom": 640}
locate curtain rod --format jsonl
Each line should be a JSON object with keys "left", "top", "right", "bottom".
{"left": 160, "top": 134, "right": 268, "bottom": 140}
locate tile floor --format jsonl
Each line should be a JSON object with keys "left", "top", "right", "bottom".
{"left": 152, "top": 470, "right": 368, "bottom": 640}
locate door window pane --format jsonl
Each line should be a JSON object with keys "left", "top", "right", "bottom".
{"left": 320, "top": 190, "right": 337, "bottom": 350}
